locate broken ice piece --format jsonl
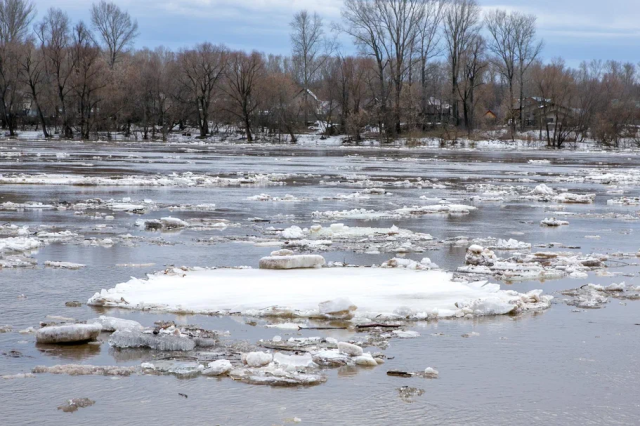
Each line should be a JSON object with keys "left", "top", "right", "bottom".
{"left": 36, "top": 324, "right": 102, "bottom": 344}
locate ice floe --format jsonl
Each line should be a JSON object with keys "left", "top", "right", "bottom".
{"left": 458, "top": 245, "right": 607, "bottom": 281}
{"left": 88, "top": 266, "right": 552, "bottom": 320}
{"left": 312, "top": 204, "right": 476, "bottom": 220}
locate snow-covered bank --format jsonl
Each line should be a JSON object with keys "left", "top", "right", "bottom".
{"left": 88, "top": 267, "right": 551, "bottom": 320}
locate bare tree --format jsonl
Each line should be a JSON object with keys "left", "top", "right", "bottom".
{"left": 178, "top": 43, "right": 226, "bottom": 138}
{"left": 261, "top": 71, "right": 300, "bottom": 143}
{"left": 290, "top": 11, "right": 330, "bottom": 126}
{"left": 0, "top": 0, "right": 34, "bottom": 135}
{"left": 485, "top": 9, "right": 517, "bottom": 137}
{"left": 19, "top": 37, "right": 48, "bottom": 136}
{"left": 224, "top": 51, "right": 264, "bottom": 142}
{"left": 341, "top": 0, "right": 391, "bottom": 139}
{"left": 0, "top": 0, "right": 34, "bottom": 44}
{"left": 377, "top": 0, "right": 426, "bottom": 134}
{"left": 70, "top": 22, "right": 106, "bottom": 139}
{"left": 416, "top": 0, "right": 446, "bottom": 130}
{"left": 443, "top": 0, "right": 481, "bottom": 126}
{"left": 90, "top": 0, "right": 138, "bottom": 68}
{"left": 341, "top": 0, "right": 426, "bottom": 138}
{"left": 514, "top": 13, "right": 542, "bottom": 131}
{"left": 36, "top": 8, "right": 76, "bottom": 137}
{"left": 532, "top": 59, "right": 576, "bottom": 148}
{"left": 456, "top": 34, "right": 486, "bottom": 135}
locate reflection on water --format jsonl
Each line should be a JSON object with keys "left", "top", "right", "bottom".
{"left": 1, "top": 141, "right": 640, "bottom": 425}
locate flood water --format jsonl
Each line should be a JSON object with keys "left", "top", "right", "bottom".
{"left": 1, "top": 140, "right": 639, "bottom": 425}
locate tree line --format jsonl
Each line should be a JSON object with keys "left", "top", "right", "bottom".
{"left": 1, "top": 0, "right": 638, "bottom": 147}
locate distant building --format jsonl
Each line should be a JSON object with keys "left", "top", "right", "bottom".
{"left": 515, "top": 97, "right": 574, "bottom": 128}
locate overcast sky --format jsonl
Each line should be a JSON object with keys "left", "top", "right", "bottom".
{"left": 33, "top": 0, "right": 640, "bottom": 66}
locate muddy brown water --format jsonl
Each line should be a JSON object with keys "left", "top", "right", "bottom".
{"left": 1, "top": 140, "right": 639, "bottom": 425}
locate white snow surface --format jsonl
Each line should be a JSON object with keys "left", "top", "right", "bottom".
{"left": 87, "top": 267, "right": 552, "bottom": 320}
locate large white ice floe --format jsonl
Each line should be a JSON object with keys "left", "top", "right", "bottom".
{"left": 87, "top": 267, "right": 552, "bottom": 320}
{"left": 35, "top": 324, "right": 102, "bottom": 344}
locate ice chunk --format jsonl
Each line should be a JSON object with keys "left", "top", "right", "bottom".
{"left": 424, "top": 367, "right": 439, "bottom": 378}
{"left": 2, "top": 373, "right": 35, "bottom": 380}
{"left": 229, "top": 366, "right": 326, "bottom": 387}
{"left": 338, "top": 342, "right": 363, "bottom": 357}
{"left": 57, "top": 398, "right": 95, "bottom": 413}
{"left": 203, "top": 360, "right": 233, "bottom": 376}
{"left": 270, "top": 249, "right": 294, "bottom": 257}
{"left": 393, "top": 330, "right": 420, "bottom": 338}
{"left": 44, "top": 261, "right": 85, "bottom": 270}
{"left": 32, "top": 364, "right": 136, "bottom": 376}
{"left": 531, "top": 184, "right": 554, "bottom": 196}
{"left": 541, "top": 218, "right": 569, "bottom": 227}
{"left": 109, "top": 330, "right": 195, "bottom": 351}
{"left": 0, "top": 237, "right": 41, "bottom": 253}
{"left": 354, "top": 353, "right": 378, "bottom": 366}
{"left": 273, "top": 353, "right": 317, "bottom": 370}
{"left": 465, "top": 245, "right": 497, "bottom": 266}
{"left": 88, "top": 316, "right": 143, "bottom": 332}
{"left": 318, "top": 298, "right": 357, "bottom": 319}
{"left": 151, "top": 361, "right": 203, "bottom": 378}
{"left": 281, "top": 226, "right": 306, "bottom": 239}
{"left": 36, "top": 324, "right": 101, "bottom": 344}
{"left": 259, "top": 255, "right": 326, "bottom": 270}
{"left": 553, "top": 193, "right": 595, "bottom": 204}
{"left": 312, "top": 349, "right": 349, "bottom": 366}
{"left": 242, "top": 351, "right": 273, "bottom": 367}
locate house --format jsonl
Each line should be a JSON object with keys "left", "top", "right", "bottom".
{"left": 418, "top": 97, "right": 451, "bottom": 125}
{"left": 293, "top": 88, "right": 332, "bottom": 122}
{"left": 515, "top": 97, "right": 574, "bottom": 128}
{"left": 483, "top": 110, "right": 498, "bottom": 124}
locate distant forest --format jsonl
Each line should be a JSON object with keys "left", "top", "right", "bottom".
{"left": 0, "top": 0, "right": 638, "bottom": 148}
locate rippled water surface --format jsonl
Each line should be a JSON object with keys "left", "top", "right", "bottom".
{"left": 1, "top": 140, "right": 639, "bottom": 425}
